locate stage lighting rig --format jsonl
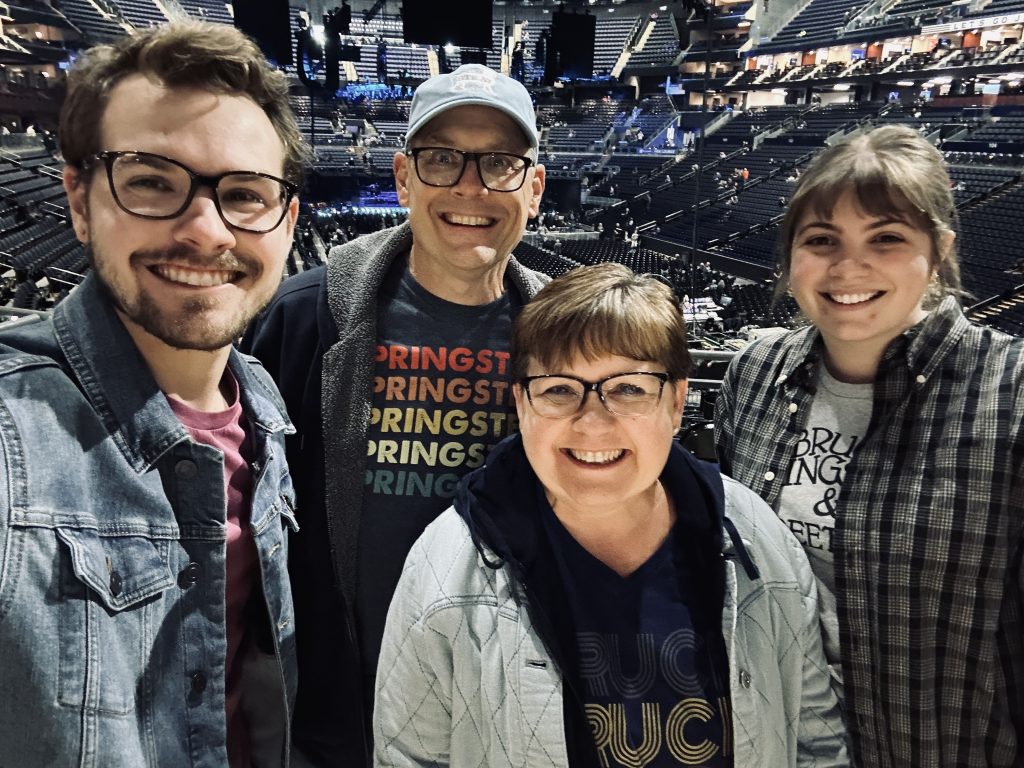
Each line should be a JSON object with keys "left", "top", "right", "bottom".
{"left": 325, "top": 2, "right": 351, "bottom": 35}
{"left": 297, "top": 2, "right": 355, "bottom": 93}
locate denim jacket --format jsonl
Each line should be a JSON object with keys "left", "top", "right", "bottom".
{"left": 0, "top": 275, "right": 299, "bottom": 767}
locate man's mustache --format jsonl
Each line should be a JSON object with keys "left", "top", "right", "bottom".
{"left": 129, "top": 244, "right": 259, "bottom": 275}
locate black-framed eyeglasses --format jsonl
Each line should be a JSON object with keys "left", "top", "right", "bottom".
{"left": 519, "top": 371, "right": 672, "bottom": 419}
{"left": 408, "top": 146, "right": 534, "bottom": 192}
{"left": 81, "top": 150, "right": 298, "bottom": 234}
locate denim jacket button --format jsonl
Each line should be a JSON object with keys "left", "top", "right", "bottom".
{"left": 109, "top": 570, "right": 123, "bottom": 597}
{"left": 177, "top": 562, "right": 202, "bottom": 589}
{"left": 175, "top": 460, "right": 198, "bottom": 479}
{"left": 190, "top": 672, "right": 207, "bottom": 696}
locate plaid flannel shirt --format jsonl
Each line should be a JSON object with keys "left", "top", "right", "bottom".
{"left": 714, "top": 296, "right": 1024, "bottom": 767}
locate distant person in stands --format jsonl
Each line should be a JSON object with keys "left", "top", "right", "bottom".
{"left": 0, "top": 22, "right": 306, "bottom": 766}
{"left": 715, "top": 124, "right": 1024, "bottom": 766}
{"left": 374, "top": 263, "right": 848, "bottom": 766}
{"left": 243, "top": 64, "right": 548, "bottom": 766}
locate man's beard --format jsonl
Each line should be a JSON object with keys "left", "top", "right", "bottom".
{"left": 88, "top": 242, "right": 275, "bottom": 352}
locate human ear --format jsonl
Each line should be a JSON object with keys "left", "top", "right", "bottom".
{"left": 527, "top": 163, "right": 545, "bottom": 218}
{"left": 63, "top": 166, "right": 90, "bottom": 243}
{"left": 394, "top": 151, "right": 410, "bottom": 207}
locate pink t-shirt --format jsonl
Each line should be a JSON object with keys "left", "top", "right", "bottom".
{"left": 168, "top": 376, "right": 257, "bottom": 768}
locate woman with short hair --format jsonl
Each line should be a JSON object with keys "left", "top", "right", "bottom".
{"left": 374, "top": 262, "right": 847, "bottom": 767}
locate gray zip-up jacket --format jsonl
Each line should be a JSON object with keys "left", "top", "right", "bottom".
{"left": 245, "top": 223, "right": 550, "bottom": 765}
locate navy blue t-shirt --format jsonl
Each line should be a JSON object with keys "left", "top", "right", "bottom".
{"left": 542, "top": 500, "right": 733, "bottom": 767}
{"left": 357, "top": 254, "right": 521, "bottom": 703}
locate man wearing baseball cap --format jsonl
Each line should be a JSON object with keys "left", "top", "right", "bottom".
{"left": 243, "top": 64, "right": 548, "bottom": 766}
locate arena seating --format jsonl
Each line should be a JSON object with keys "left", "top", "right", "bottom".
{"left": 54, "top": 0, "right": 128, "bottom": 41}
{"left": 759, "top": 0, "right": 869, "bottom": 53}
{"left": 177, "top": 0, "right": 232, "bottom": 24}
{"left": 512, "top": 241, "right": 583, "bottom": 277}
{"left": 627, "top": 14, "right": 681, "bottom": 68}
{"left": 594, "top": 15, "right": 641, "bottom": 76}
{"left": 113, "top": 0, "right": 168, "bottom": 29}
{"left": 2, "top": 0, "right": 1024, "bottom": 339}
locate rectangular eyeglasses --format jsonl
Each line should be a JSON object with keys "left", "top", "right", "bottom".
{"left": 83, "top": 150, "right": 298, "bottom": 234}
{"left": 520, "top": 372, "right": 671, "bottom": 418}
{"left": 408, "top": 146, "right": 534, "bottom": 192}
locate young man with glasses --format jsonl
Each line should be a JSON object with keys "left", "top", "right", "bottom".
{"left": 0, "top": 23, "right": 307, "bottom": 766}
{"left": 243, "top": 64, "right": 549, "bottom": 766}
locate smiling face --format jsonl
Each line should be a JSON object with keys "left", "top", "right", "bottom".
{"left": 515, "top": 353, "right": 686, "bottom": 521}
{"left": 394, "top": 104, "right": 544, "bottom": 300}
{"left": 63, "top": 74, "right": 297, "bottom": 353}
{"left": 789, "top": 189, "right": 951, "bottom": 380}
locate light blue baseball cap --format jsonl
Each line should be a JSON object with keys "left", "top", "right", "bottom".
{"left": 406, "top": 64, "right": 539, "bottom": 151}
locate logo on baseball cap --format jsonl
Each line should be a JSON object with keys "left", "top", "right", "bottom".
{"left": 406, "top": 64, "right": 539, "bottom": 151}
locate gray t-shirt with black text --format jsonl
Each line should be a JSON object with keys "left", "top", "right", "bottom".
{"left": 777, "top": 364, "right": 872, "bottom": 697}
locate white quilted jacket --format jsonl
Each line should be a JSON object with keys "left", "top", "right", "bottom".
{"left": 373, "top": 475, "right": 849, "bottom": 768}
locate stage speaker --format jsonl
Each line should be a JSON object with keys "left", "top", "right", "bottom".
{"left": 235, "top": 0, "right": 292, "bottom": 66}
{"left": 551, "top": 10, "right": 596, "bottom": 81}
{"left": 401, "top": 0, "right": 493, "bottom": 49}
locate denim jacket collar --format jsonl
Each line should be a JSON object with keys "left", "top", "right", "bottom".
{"left": 53, "top": 273, "right": 293, "bottom": 475}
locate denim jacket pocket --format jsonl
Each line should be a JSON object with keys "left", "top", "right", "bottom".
{"left": 279, "top": 493, "right": 299, "bottom": 532}
{"left": 55, "top": 528, "right": 176, "bottom": 715}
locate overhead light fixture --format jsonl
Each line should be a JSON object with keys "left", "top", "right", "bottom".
{"left": 897, "top": 80, "right": 914, "bottom": 86}
{"left": 833, "top": 83, "right": 850, "bottom": 90}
